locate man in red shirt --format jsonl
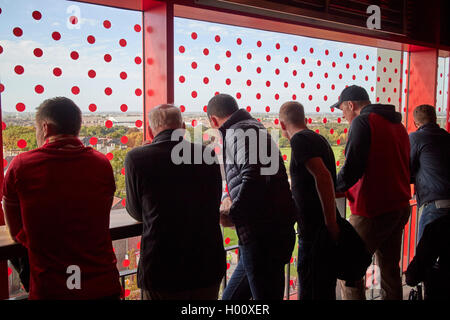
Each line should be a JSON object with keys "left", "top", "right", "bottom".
{"left": 2, "top": 97, "right": 122, "bottom": 299}
{"left": 331, "top": 86, "right": 411, "bottom": 300}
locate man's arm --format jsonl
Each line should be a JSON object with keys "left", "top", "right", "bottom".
{"left": 2, "top": 157, "right": 23, "bottom": 241}
{"left": 124, "top": 153, "right": 143, "bottom": 222}
{"left": 305, "top": 157, "right": 339, "bottom": 241}
{"left": 336, "top": 115, "right": 371, "bottom": 193}
{"left": 409, "top": 133, "right": 419, "bottom": 184}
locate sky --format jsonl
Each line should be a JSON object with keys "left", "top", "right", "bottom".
{"left": 0, "top": 0, "right": 448, "bottom": 116}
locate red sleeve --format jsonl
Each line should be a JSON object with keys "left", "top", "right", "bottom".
{"left": 3, "top": 156, "right": 20, "bottom": 203}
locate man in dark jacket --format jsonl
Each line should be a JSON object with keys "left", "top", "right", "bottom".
{"left": 207, "top": 94, "right": 296, "bottom": 300}
{"left": 409, "top": 104, "right": 450, "bottom": 241}
{"left": 125, "top": 104, "right": 226, "bottom": 300}
{"left": 331, "top": 85, "right": 411, "bottom": 300}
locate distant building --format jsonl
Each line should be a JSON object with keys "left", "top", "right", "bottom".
{"left": 108, "top": 116, "right": 142, "bottom": 128}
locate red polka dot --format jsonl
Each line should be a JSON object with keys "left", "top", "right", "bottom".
{"left": 293, "top": 45, "right": 298, "bottom": 52}
{"left": 106, "top": 152, "right": 114, "bottom": 160}
{"left": 122, "top": 259, "right": 130, "bottom": 268}
{"left": 257, "top": 41, "right": 262, "bottom": 47}
{"left": 134, "top": 24, "right": 141, "bottom": 32}
{"left": 103, "top": 20, "right": 111, "bottom": 29}
{"left": 120, "top": 72, "right": 127, "bottom": 80}
{"left": 71, "top": 86, "right": 80, "bottom": 95}
{"left": 337, "top": 139, "right": 341, "bottom": 145}
{"left": 69, "top": 16, "right": 78, "bottom": 25}
{"left": 324, "top": 95, "right": 328, "bottom": 101}
{"left": 225, "top": 237, "right": 230, "bottom": 244}
{"left": 215, "top": 35, "right": 221, "bottom": 42}
{"left": 191, "top": 91, "right": 197, "bottom": 98}
{"left": 246, "top": 106, "right": 251, "bottom": 112}
{"left": 266, "top": 55, "right": 271, "bottom": 61}
{"left": 275, "top": 43, "right": 280, "bottom": 50}
{"left": 14, "top": 65, "right": 24, "bottom": 75}
{"left": 121, "top": 136, "right": 128, "bottom": 144}
{"left": 105, "top": 120, "right": 113, "bottom": 128}
{"left": 256, "top": 67, "right": 262, "bottom": 73}
{"left": 191, "top": 119, "right": 197, "bottom": 127}
{"left": 284, "top": 81, "right": 288, "bottom": 88}
{"left": 214, "top": 64, "right": 220, "bottom": 71}
{"left": 33, "top": 48, "right": 43, "bottom": 57}
{"left": 337, "top": 118, "right": 341, "bottom": 123}
{"left": 88, "top": 70, "right": 96, "bottom": 78}
{"left": 105, "top": 87, "right": 112, "bottom": 95}
{"left": 336, "top": 161, "right": 340, "bottom": 166}
{"left": 0, "top": 45, "right": 3, "bottom": 55}
{"left": 330, "top": 129, "right": 334, "bottom": 134}
{"left": 265, "top": 106, "right": 270, "bottom": 112}
{"left": 256, "top": 93, "right": 261, "bottom": 99}
{"left": 236, "top": 38, "right": 242, "bottom": 45}
{"left": 90, "top": 137, "right": 98, "bottom": 145}
{"left": 275, "top": 68, "right": 280, "bottom": 75}
{"left": 293, "top": 70, "right": 297, "bottom": 76}
{"left": 119, "top": 39, "right": 127, "bottom": 47}
{"left": 309, "top": 71, "right": 313, "bottom": 77}
{"left": 301, "top": 83, "right": 305, "bottom": 89}
{"left": 247, "top": 52, "right": 252, "bottom": 60}
{"left": 135, "top": 120, "right": 143, "bottom": 127}
{"left": 203, "top": 48, "right": 209, "bottom": 55}
{"left": 13, "top": 27, "right": 23, "bottom": 37}
{"left": 226, "top": 50, "right": 231, "bottom": 58}
{"left": 191, "top": 32, "right": 197, "bottom": 40}
{"left": 203, "top": 77, "right": 209, "bottom": 84}
{"left": 16, "top": 103, "right": 25, "bottom": 112}
{"left": 332, "top": 62, "right": 336, "bottom": 68}
{"left": 135, "top": 88, "right": 142, "bottom": 96}
{"left": 89, "top": 104, "right": 97, "bottom": 112}
{"left": 317, "top": 60, "right": 321, "bottom": 66}
{"left": 104, "top": 54, "right": 112, "bottom": 62}
{"left": 70, "top": 51, "right": 79, "bottom": 60}
{"left": 121, "top": 198, "right": 126, "bottom": 207}
{"left": 325, "top": 49, "right": 329, "bottom": 55}
{"left": 309, "top": 47, "right": 314, "bottom": 53}
{"left": 339, "top": 51, "right": 343, "bottom": 57}
{"left": 292, "top": 94, "right": 297, "bottom": 100}
{"left": 301, "top": 58, "right": 306, "bottom": 65}
{"left": 284, "top": 57, "right": 289, "bottom": 63}
{"left": 227, "top": 263, "right": 230, "bottom": 270}
{"left": 179, "top": 75, "right": 185, "bottom": 83}
{"left": 52, "top": 31, "right": 61, "bottom": 40}
{"left": 135, "top": 56, "right": 142, "bottom": 64}
{"left": 226, "top": 78, "right": 231, "bottom": 85}
{"left": 308, "top": 118, "right": 312, "bottom": 124}
{"left": 236, "top": 92, "right": 241, "bottom": 99}
{"left": 246, "top": 79, "right": 252, "bottom": 86}
{"left": 315, "top": 129, "right": 320, "bottom": 134}
{"left": 180, "top": 105, "right": 186, "bottom": 112}
{"left": 0, "top": 83, "right": 4, "bottom": 93}
{"left": 17, "top": 139, "right": 27, "bottom": 149}
{"left": 87, "top": 35, "right": 95, "bottom": 44}
{"left": 191, "top": 61, "right": 197, "bottom": 69}
{"left": 331, "top": 84, "right": 335, "bottom": 90}
{"left": 203, "top": 105, "right": 207, "bottom": 113}
{"left": 119, "top": 104, "right": 128, "bottom": 112}
{"left": 236, "top": 65, "right": 242, "bottom": 72}
{"left": 274, "top": 118, "right": 279, "bottom": 125}
{"left": 266, "top": 81, "right": 271, "bottom": 87}
{"left": 35, "top": 85, "right": 44, "bottom": 94}
{"left": 316, "top": 106, "right": 320, "bottom": 112}
{"left": 32, "top": 10, "right": 42, "bottom": 20}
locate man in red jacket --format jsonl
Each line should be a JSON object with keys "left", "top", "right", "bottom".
{"left": 3, "top": 97, "right": 122, "bottom": 299}
{"left": 331, "top": 85, "right": 411, "bottom": 300}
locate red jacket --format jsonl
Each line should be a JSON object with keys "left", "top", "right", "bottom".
{"left": 336, "top": 104, "right": 411, "bottom": 218}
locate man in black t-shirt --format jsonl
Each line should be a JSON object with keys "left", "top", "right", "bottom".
{"left": 279, "top": 101, "right": 339, "bottom": 300}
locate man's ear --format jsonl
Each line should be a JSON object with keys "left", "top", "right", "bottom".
{"left": 348, "top": 101, "right": 355, "bottom": 112}
{"left": 182, "top": 122, "right": 186, "bottom": 129}
{"left": 280, "top": 121, "right": 286, "bottom": 131}
{"left": 148, "top": 126, "right": 154, "bottom": 140}
{"left": 210, "top": 116, "right": 220, "bottom": 128}
{"left": 43, "top": 121, "right": 55, "bottom": 139}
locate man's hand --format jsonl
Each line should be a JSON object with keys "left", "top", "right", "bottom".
{"left": 326, "top": 222, "right": 340, "bottom": 242}
{"left": 220, "top": 197, "right": 234, "bottom": 228}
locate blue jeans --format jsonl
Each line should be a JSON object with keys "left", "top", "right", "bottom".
{"left": 418, "top": 201, "right": 450, "bottom": 241}
{"left": 297, "top": 238, "right": 336, "bottom": 300}
{"left": 222, "top": 230, "right": 294, "bottom": 300}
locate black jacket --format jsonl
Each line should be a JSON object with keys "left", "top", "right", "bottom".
{"left": 219, "top": 109, "right": 296, "bottom": 245}
{"left": 409, "top": 123, "right": 450, "bottom": 207}
{"left": 406, "top": 214, "right": 450, "bottom": 298}
{"left": 125, "top": 129, "right": 226, "bottom": 291}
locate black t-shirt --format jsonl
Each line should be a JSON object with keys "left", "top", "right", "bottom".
{"left": 290, "top": 129, "right": 337, "bottom": 241}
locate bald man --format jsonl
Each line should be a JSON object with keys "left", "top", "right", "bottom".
{"left": 279, "top": 101, "right": 339, "bottom": 300}
{"left": 124, "top": 104, "right": 226, "bottom": 300}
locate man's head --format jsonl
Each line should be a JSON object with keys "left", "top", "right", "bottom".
{"left": 148, "top": 104, "right": 184, "bottom": 139}
{"left": 279, "top": 101, "right": 307, "bottom": 139}
{"left": 413, "top": 104, "right": 437, "bottom": 128}
{"left": 35, "top": 97, "right": 82, "bottom": 147}
{"left": 206, "top": 93, "right": 239, "bottom": 129}
{"left": 330, "top": 85, "right": 371, "bottom": 124}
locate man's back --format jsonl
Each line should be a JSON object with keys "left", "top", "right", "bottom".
{"left": 410, "top": 123, "right": 450, "bottom": 207}
{"left": 3, "top": 138, "right": 121, "bottom": 299}
{"left": 289, "top": 129, "right": 336, "bottom": 240}
{"left": 125, "top": 129, "right": 226, "bottom": 292}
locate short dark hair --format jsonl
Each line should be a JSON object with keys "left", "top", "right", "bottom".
{"left": 413, "top": 104, "right": 437, "bottom": 125}
{"left": 207, "top": 93, "right": 239, "bottom": 118}
{"left": 279, "top": 101, "right": 305, "bottom": 126}
{"left": 36, "top": 97, "right": 82, "bottom": 135}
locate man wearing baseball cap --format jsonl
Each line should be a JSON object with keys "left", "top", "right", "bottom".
{"left": 331, "top": 85, "right": 411, "bottom": 300}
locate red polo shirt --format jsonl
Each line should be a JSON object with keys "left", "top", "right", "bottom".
{"left": 3, "top": 137, "right": 122, "bottom": 299}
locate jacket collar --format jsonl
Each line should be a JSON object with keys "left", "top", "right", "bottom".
{"left": 219, "top": 109, "right": 253, "bottom": 136}
{"left": 43, "top": 136, "right": 84, "bottom": 149}
{"left": 151, "top": 129, "right": 178, "bottom": 144}
{"left": 418, "top": 122, "right": 439, "bottom": 131}
{"left": 360, "top": 103, "right": 402, "bottom": 124}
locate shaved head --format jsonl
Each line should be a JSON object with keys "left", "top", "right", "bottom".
{"left": 148, "top": 104, "right": 183, "bottom": 132}
{"left": 279, "top": 101, "right": 306, "bottom": 126}
{"left": 413, "top": 104, "right": 437, "bottom": 126}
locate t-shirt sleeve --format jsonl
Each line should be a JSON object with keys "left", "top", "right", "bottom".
{"left": 2, "top": 156, "right": 20, "bottom": 203}
{"left": 290, "top": 133, "right": 320, "bottom": 165}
